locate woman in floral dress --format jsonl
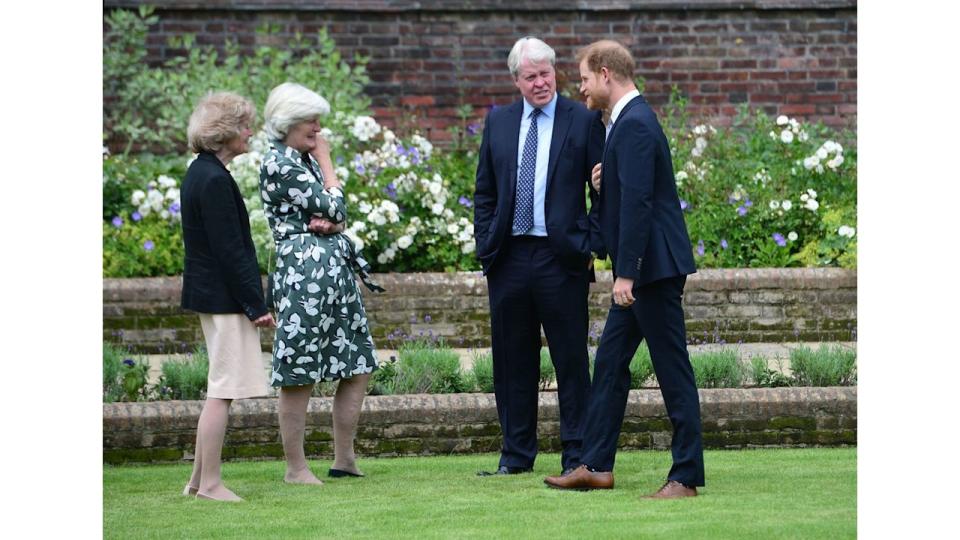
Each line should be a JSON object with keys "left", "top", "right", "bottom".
{"left": 260, "top": 82, "right": 382, "bottom": 483}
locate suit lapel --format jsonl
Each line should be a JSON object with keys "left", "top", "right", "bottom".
{"left": 602, "top": 95, "right": 644, "bottom": 164}
{"left": 505, "top": 101, "right": 523, "bottom": 201}
{"left": 546, "top": 96, "right": 572, "bottom": 191}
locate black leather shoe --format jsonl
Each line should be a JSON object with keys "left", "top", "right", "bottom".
{"left": 328, "top": 468, "right": 364, "bottom": 478}
{"left": 476, "top": 465, "right": 533, "bottom": 476}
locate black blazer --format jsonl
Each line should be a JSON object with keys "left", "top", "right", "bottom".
{"left": 598, "top": 95, "right": 697, "bottom": 285}
{"left": 473, "top": 94, "right": 605, "bottom": 275}
{"left": 180, "top": 152, "right": 268, "bottom": 320}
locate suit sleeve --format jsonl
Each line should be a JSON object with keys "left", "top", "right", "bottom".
{"left": 473, "top": 110, "right": 497, "bottom": 254}
{"left": 199, "top": 174, "right": 269, "bottom": 320}
{"left": 586, "top": 110, "right": 607, "bottom": 258}
{"left": 614, "top": 117, "right": 656, "bottom": 280}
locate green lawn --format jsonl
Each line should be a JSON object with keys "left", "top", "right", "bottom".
{"left": 103, "top": 448, "right": 855, "bottom": 539}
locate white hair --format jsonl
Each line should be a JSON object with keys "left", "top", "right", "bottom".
{"left": 262, "top": 82, "right": 331, "bottom": 140}
{"left": 507, "top": 37, "right": 556, "bottom": 78}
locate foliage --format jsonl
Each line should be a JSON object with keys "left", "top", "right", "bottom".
{"left": 690, "top": 349, "right": 744, "bottom": 388}
{"left": 103, "top": 342, "right": 151, "bottom": 402}
{"left": 375, "top": 339, "right": 467, "bottom": 394}
{"left": 629, "top": 342, "right": 655, "bottom": 389}
{"left": 103, "top": 218, "right": 185, "bottom": 278}
{"left": 789, "top": 344, "right": 857, "bottom": 386}
{"left": 539, "top": 347, "right": 556, "bottom": 391}
{"left": 156, "top": 346, "right": 209, "bottom": 400}
{"left": 747, "top": 355, "right": 793, "bottom": 388}
{"left": 468, "top": 350, "right": 494, "bottom": 393}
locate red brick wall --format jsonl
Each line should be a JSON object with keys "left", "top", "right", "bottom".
{"left": 104, "top": 0, "right": 857, "bottom": 143}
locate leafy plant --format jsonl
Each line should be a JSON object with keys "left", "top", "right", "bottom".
{"left": 630, "top": 342, "right": 655, "bottom": 389}
{"left": 747, "top": 355, "right": 792, "bottom": 388}
{"left": 789, "top": 345, "right": 857, "bottom": 386}
{"left": 103, "top": 342, "right": 152, "bottom": 402}
{"left": 378, "top": 340, "right": 466, "bottom": 394}
{"left": 690, "top": 349, "right": 744, "bottom": 388}
{"left": 539, "top": 347, "right": 556, "bottom": 391}
{"left": 468, "top": 350, "right": 494, "bottom": 393}
{"left": 156, "top": 346, "right": 209, "bottom": 400}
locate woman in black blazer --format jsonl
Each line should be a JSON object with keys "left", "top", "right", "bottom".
{"left": 179, "top": 92, "right": 276, "bottom": 502}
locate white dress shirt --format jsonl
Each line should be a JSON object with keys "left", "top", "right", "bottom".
{"left": 606, "top": 89, "right": 640, "bottom": 140}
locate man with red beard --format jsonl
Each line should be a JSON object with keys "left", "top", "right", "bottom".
{"left": 544, "top": 40, "right": 703, "bottom": 498}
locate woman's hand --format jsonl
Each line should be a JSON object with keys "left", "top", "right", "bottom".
{"left": 309, "top": 216, "right": 345, "bottom": 235}
{"left": 310, "top": 133, "right": 332, "bottom": 163}
{"left": 253, "top": 312, "right": 277, "bottom": 328}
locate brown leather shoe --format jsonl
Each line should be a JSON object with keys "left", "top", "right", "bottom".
{"left": 543, "top": 464, "right": 613, "bottom": 490}
{"left": 643, "top": 480, "right": 697, "bottom": 499}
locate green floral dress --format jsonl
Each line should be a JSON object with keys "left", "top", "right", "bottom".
{"left": 260, "top": 140, "right": 381, "bottom": 387}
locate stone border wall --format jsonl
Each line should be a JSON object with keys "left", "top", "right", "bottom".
{"left": 103, "top": 268, "right": 857, "bottom": 353}
{"left": 103, "top": 0, "right": 856, "bottom": 148}
{"left": 103, "top": 386, "right": 856, "bottom": 463}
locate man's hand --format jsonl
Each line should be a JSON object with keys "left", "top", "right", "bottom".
{"left": 308, "top": 216, "right": 345, "bottom": 235}
{"left": 591, "top": 163, "right": 602, "bottom": 192}
{"left": 612, "top": 277, "right": 635, "bottom": 307}
{"left": 252, "top": 313, "right": 277, "bottom": 328}
{"left": 587, "top": 255, "right": 595, "bottom": 270}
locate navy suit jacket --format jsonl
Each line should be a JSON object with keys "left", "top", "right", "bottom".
{"left": 473, "top": 95, "right": 605, "bottom": 275}
{"left": 597, "top": 95, "right": 696, "bottom": 285}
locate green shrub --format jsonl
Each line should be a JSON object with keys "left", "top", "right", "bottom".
{"left": 369, "top": 356, "right": 399, "bottom": 396}
{"left": 103, "top": 342, "right": 151, "bottom": 402}
{"left": 690, "top": 349, "right": 744, "bottom": 388}
{"left": 790, "top": 345, "right": 857, "bottom": 386}
{"left": 468, "top": 350, "right": 494, "bottom": 393}
{"left": 539, "top": 347, "right": 556, "bottom": 391}
{"left": 156, "top": 347, "right": 209, "bottom": 400}
{"left": 747, "top": 355, "right": 792, "bottom": 388}
{"left": 630, "top": 342, "right": 655, "bottom": 389}
{"left": 103, "top": 220, "right": 185, "bottom": 278}
{"left": 379, "top": 341, "right": 466, "bottom": 394}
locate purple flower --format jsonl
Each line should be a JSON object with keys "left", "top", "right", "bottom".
{"left": 122, "top": 358, "right": 135, "bottom": 367}
{"left": 467, "top": 123, "right": 480, "bottom": 136}
{"left": 772, "top": 232, "right": 787, "bottom": 247}
{"left": 679, "top": 199, "right": 689, "bottom": 211}
{"left": 737, "top": 206, "right": 747, "bottom": 216}
{"left": 424, "top": 314, "right": 432, "bottom": 323}
{"left": 383, "top": 182, "right": 397, "bottom": 199}
{"left": 336, "top": 155, "right": 344, "bottom": 164}
{"left": 132, "top": 211, "right": 142, "bottom": 222}
{"left": 111, "top": 216, "right": 123, "bottom": 228}
{"left": 168, "top": 202, "right": 180, "bottom": 214}
{"left": 143, "top": 240, "right": 155, "bottom": 251}
{"left": 696, "top": 239, "right": 705, "bottom": 256}
{"left": 410, "top": 147, "right": 421, "bottom": 165}
{"left": 396, "top": 144, "right": 407, "bottom": 156}
{"left": 458, "top": 195, "right": 473, "bottom": 208}
{"left": 744, "top": 198, "right": 753, "bottom": 208}
{"left": 720, "top": 239, "right": 728, "bottom": 250}
{"left": 355, "top": 163, "right": 366, "bottom": 175}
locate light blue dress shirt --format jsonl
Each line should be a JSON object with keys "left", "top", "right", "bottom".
{"left": 513, "top": 93, "right": 557, "bottom": 237}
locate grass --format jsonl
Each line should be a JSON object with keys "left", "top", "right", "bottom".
{"left": 103, "top": 448, "right": 855, "bottom": 539}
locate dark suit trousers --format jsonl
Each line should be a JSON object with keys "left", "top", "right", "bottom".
{"left": 486, "top": 236, "right": 592, "bottom": 471}
{"left": 580, "top": 275, "right": 705, "bottom": 486}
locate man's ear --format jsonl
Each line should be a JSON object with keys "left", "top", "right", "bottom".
{"left": 599, "top": 66, "right": 610, "bottom": 84}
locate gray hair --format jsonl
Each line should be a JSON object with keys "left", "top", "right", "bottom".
{"left": 186, "top": 91, "right": 255, "bottom": 154}
{"left": 507, "top": 37, "right": 556, "bottom": 78}
{"left": 262, "top": 82, "right": 331, "bottom": 140}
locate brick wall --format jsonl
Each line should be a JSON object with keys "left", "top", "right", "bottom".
{"left": 103, "top": 268, "right": 857, "bottom": 353}
{"left": 103, "top": 0, "right": 857, "bottom": 145}
{"left": 102, "top": 386, "right": 857, "bottom": 463}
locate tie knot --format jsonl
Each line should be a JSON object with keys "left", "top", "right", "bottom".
{"left": 529, "top": 108, "right": 542, "bottom": 119}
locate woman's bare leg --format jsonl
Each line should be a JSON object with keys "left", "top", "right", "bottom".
{"left": 279, "top": 384, "right": 323, "bottom": 484}
{"left": 194, "top": 398, "right": 242, "bottom": 501}
{"left": 331, "top": 373, "right": 371, "bottom": 475}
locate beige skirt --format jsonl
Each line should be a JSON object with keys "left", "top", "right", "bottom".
{"left": 198, "top": 313, "right": 269, "bottom": 399}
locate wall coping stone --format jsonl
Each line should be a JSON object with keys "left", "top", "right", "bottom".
{"left": 105, "top": 1, "right": 857, "bottom": 12}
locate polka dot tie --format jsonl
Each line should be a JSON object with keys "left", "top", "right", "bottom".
{"left": 513, "top": 108, "right": 541, "bottom": 235}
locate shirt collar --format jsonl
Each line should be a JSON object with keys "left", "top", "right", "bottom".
{"left": 522, "top": 92, "right": 558, "bottom": 120}
{"left": 609, "top": 89, "right": 641, "bottom": 126}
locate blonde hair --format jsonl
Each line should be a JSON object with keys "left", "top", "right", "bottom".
{"left": 186, "top": 91, "right": 255, "bottom": 154}
{"left": 262, "top": 82, "right": 331, "bottom": 140}
{"left": 507, "top": 37, "right": 556, "bottom": 78}
{"left": 576, "top": 40, "right": 636, "bottom": 83}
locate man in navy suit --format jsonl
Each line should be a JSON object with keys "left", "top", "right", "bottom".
{"left": 474, "top": 37, "right": 605, "bottom": 477}
{"left": 544, "top": 40, "right": 704, "bottom": 498}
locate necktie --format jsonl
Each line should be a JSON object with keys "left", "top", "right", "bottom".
{"left": 513, "top": 108, "right": 541, "bottom": 235}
